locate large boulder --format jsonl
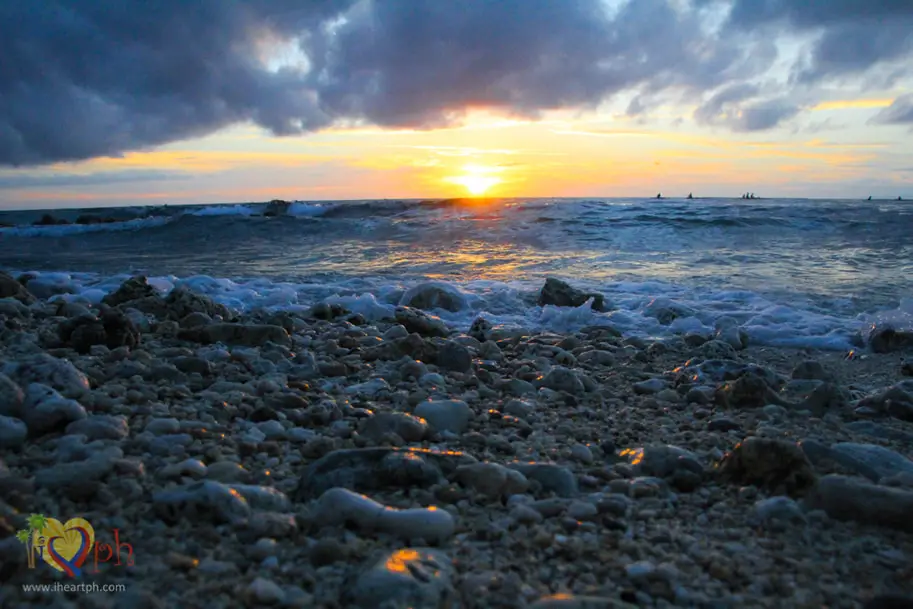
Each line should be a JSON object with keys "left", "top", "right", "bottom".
{"left": 0, "top": 271, "right": 36, "bottom": 305}
{"left": 394, "top": 307, "right": 450, "bottom": 338}
{"left": 102, "top": 276, "right": 158, "bottom": 307}
{"left": 538, "top": 278, "right": 609, "bottom": 312}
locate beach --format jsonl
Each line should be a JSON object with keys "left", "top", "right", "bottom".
{"left": 1, "top": 271, "right": 912, "bottom": 608}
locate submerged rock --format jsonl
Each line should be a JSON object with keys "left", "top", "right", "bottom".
{"left": 538, "top": 278, "right": 609, "bottom": 312}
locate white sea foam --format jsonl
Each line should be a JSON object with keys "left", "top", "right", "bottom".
{"left": 4, "top": 269, "right": 881, "bottom": 351}
{"left": 188, "top": 204, "right": 258, "bottom": 217}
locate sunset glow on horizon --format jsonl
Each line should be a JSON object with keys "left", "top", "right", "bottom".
{"left": 1, "top": 1, "right": 911, "bottom": 208}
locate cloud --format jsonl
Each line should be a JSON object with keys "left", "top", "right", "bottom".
{"left": 0, "top": 0, "right": 778, "bottom": 166}
{"left": 0, "top": 169, "right": 191, "bottom": 189}
{"left": 870, "top": 93, "right": 913, "bottom": 124}
{"left": 718, "top": 0, "right": 913, "bottom": 82}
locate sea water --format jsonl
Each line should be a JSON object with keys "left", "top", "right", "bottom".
{"left": 1, "top": 197, "right": 911, "bottom": 350}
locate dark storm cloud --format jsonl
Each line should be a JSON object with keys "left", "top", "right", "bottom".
{"left": 1, "top": 0, "right": 907, "bottom": 167}
{"left": 0, "top": 0, "right": 771, "bottom": 166}
{"left": 718, "top": 0, "right": 913, "bottom": 82}
{"left": 694, "top": 84, "right": 800, "bottom": 132}
{"left": 871, "top": 94, "right": 913, "bottom": 125}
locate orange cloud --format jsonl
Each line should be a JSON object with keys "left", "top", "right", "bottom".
{"left": 810, "top": 99, "right": 894, "bottom": 111}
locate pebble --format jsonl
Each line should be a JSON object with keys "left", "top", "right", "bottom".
{"left": 345, "top": 378, "right": 391, "bottom": 398}
{"left": 65, "top": 414, "right": 129, "bottom": 440}
{"left": 350, "top": 548, "right": 454, "bottom": 609}
{"left": 153, "top": 480, "right": 251, "bottom": 524}
{"left": 805, "top": 475, "right": 913, "bottom": 532}
{"left": 828, "top": 443, "right": 913, "bottom": 482}
{"left": 20, "top": 383, "right": 87, "bottom": 434}
{"left": 311, "top": 487, "right": 455, "bottom": 543}
{"left": 145, "top": 417, "right": 181, "bottom": 435}
{"left": 633, "top": 378, "right": 667, "bottom": 395}
{"left": 504, "top": 399, "right": 536, "bottom": 420}
{"left": 0, "top": 415, "right": 27, "bottom": 448}
{"left": 413, "top": 399, "right": 472, "bottom": 434}
{"left": 752, "top": 496, "right": 806, "bottom": 528}
{"left": 246, "top": 577, "right": 286, "bottom": 606}
{"left": 569, "top": 443, "right": 594, "bottom": 463}
{"left": 454, "top": 462, "right": 529, "bottom": 498}
{"left": 507, "top": 462, "right": 578, "bottom": 497}
{"left": 540, "top": 366, "right": 585, "bottom": 394}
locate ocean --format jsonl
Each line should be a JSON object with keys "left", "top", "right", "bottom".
{"left": 1, "top": 197, "right": 911, "bottom": 351}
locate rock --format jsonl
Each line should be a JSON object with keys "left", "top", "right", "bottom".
{"left": 414, "top": 400, "right": 472, "bottom": 434}
{"left": 145, "top": 417, "right": 181, "bottom": 435}
{"left": 707, "top": 417, "right": 741, "bottom": 432}
{"left": 178, "top": 323, "right": 290, "bottom": 346}
{"left": 791, "top": 360, "right": 833, "bottom": 381}
{"left": 2, "top": 354, "right": 90, "bottom": 398}
{"left": 503, "top": 399, "right": 535, "bottom": 420}
{"left": 845, "top": 421, "right": 913, "bottom": 443}
{"left": 715, "top": 326, "right": 749, "bottom": 350}
{"left": 229, "top": 484, "right": 290, "bottom": 512}
{"left": 65, "top": 415, "right": 129, "bottom": 441}
{"left": 644, "top": 297, "right": 695, "bottom": 325}
{"left": 153, "top": 480, "right": 251, "bottom": 524}
{"left": 864, "top": 596, "right": 913, "bottom": 609}
{"left": 0, "top": 415, "right": 27, "bottom": 448}
{"left": 804, "top": 475, "right": 913, "bottom": 532}
{"left": 828, "top": 443, "right": 913, "bottom": 482}
{"left": 0, "top": 298, "right": 32, "bottom": 318}
{"left": 538, "top": 278, "right": 609, "bottom": 312}
{"left": 633, "top": 378, "right": 666, "bottom": 395}
{"left": 0, "top": 271, "right": 36, "bottom": 304}
{"left": 312, "top": 487, "right": 455, "bottom": 542}
{"left": 529, "top": 596, "right": 636, "bottom": 609}
{"left": 718, "top": 437, "right": 817, "bottom": 496}
{"left": 172, "top": 356, "right": 213, "bottom": 375}
{"left": 798, "top": 382, "right": 850, "bottom": 416}
{"left": 296, "top": 447, "right": 476, "bottom": 499}
{"left": 394, "top": 307, "right": 450, "bottom": 338}
{"left": 869, "top": 326, "right": 913, "bottom": 353}
{"left": 310, "top": 302, "right": 348, "bottom": 320}
{"left": 165, "top": 286, "right": 231, "bottom": 320}
{"left": 437, "top": 340, "right": 472, "bottom": 372}
{"left": 400, "top": 282, "right": 467, "bottom": 312}
{"left": 715, "top": 374, "right": 786, "bottom": 409}
{"left": 20, "top": 383, "right": 87, "bottom": 435}
{"left": 35, "top": 453, "right": 117, "bottom": 490}
{"left": 454, "top": 462, "right": 529, "bottom": 498}
{"left": 468, "top": 316, "right": 494, "bottom": 342}
{"left": 206, "top": 461, "right": 250, "bottom": 483}
{"left": 359, "top": 412, "right": 428, "bottom": 443}
{"left": 345, "top": 378, "right": 391, "bottom": 398}
{"left": 58, "top": 310, "right": 141, "bottom": 353}
{"left": 102, "top": 276, "right": 158, "bottom": 307}
{"left": 539, "top": 366, "right": 585, "bottom": 394}
{"left": 264, "top": 199, "right": 292, "bottom": 216}
{"left": 246, "top": 577, "right": 286, "bottom": 606}
{"left": 0, "top": 373, "right": 24, "bottom": 417}
{"left": 507, "top": 462, "right": 577, "bottom": 497}
{"left": 752, "top": 496, "right": 806, "bottom": 528}
{"left": 570, "top": 443, "right": 594, "bottom": 463}
{"left": 621, "top": 445, "right": 703, "bottom": 478}
{"left": 350, "top": 548, "right": 454, "bottom": 609}
{"left": 577, "top": 350, "right": 616, "bottom": 366}
{"left": 856, "top": 381, "right": 913, "bottom": 421}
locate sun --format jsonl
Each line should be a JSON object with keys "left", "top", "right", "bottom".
{"left": 446, "top": 164, "right": 502, "bottom": 196}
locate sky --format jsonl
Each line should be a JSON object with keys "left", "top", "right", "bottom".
{"left": 1, "top": 0, "right": 912, "bottom": 209}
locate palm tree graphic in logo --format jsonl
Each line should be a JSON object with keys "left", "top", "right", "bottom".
{"left": 16, "top": 513, "right": 49, "bottom": 569}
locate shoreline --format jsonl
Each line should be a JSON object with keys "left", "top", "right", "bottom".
{"left": 1, "top": 274, "right": 912, "bottom": 608}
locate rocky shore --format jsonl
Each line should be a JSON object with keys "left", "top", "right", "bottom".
{"left": 0, "top": 272, "right": 912, "bottom": 608}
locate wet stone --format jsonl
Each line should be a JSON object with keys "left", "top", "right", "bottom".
{"left": 349, "top": 548, "right": 455, "bottom": 609}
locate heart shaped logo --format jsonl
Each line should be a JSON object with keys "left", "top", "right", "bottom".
{"left": 36, "top": 518, "right": 95, "bottom": 578}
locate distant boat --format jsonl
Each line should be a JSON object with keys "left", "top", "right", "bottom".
{"left": 867, "top": 196, "right": 872, "bottom": 201}
{"left": 656, "top": 193, "right": 662, "bottom": 199}
{"left": 687, "top": 193, "right": 693, "bottom": 200}
{"left": 899, "top": 196, "right": 904, "bottom": 201}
